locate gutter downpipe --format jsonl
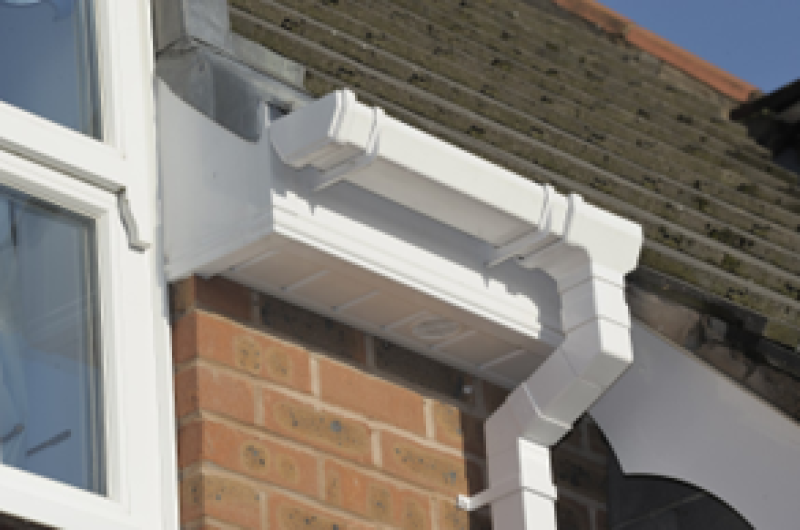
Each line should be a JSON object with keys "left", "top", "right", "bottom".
{"left": 463, "top": 209, "right": 641, "bottom": 528}
{"left": 270, "top": 90, "right": 643, "bottom": 529}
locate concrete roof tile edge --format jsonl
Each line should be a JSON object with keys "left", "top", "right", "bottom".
{"left": 552, "top": 0, "right": 760, "bottom": 103}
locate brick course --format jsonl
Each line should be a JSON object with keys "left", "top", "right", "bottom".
{"left": 179, "top": 419, "right": 320, "bottom": 498}
{"left": 260, "top": 386, "right": 374, "bottom": 465}
{"left": 173, "top": 311, "right": 312, "bottom": 394}
{"left": 319, "top": 358, "right": 427, "bottom": 436}
{"left": 172, "top": 276, "right": 611, "bottom": 529}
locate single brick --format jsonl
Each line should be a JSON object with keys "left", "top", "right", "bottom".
{"left": 556, "top": 496, "right": 592, "bottom": 530}
{"left": 552, "top": 449, "right": 608, "bottom": 503}
{"left": 268, "top": 493, "right": 373, "bottom": 530}
{"left": 175, "top": 311, "right": 312, "bottom": 392}
{"left": 323, "top": 459, "right": 432, "bottom": 528}
{"left": 433, "top": 402, "right": 486, "bottom": 457}
{"left": 180, "top": 471, "right": 261, "bottom": 529}
{"left": 319, "top": 358, "right": 426, "bottom": 435}
{"left": 261, "top": 387, "right": 373, "bottom": 464}
{"left": 375, "top": 339, "right": 476, "bottom": 404}
{"left": 174, "top": 364, "right": 255, "bottom": 424}
{"left": 260, "top": 293, "right": 367, "bottom": 364}
{"left": 172, "top": 275, "right": 253, "bottom": 323}
{"left": 437, "top": 499, "right": 492, "bottom": 530}
{"left": 381, "top": 431, "right": 483, "bottom": 496}
{"left": 179, "top": 420, "right": 319, "bottom": 498}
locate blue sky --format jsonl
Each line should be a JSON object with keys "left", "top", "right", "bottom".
{"left": 596, "top": 0, "right": 799, "bottom": 93}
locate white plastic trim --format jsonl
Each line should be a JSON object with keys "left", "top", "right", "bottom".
{"left": 592, "top": 322, "right": 800, "bottom": 529}
{"left": 0, "top": 1, "right": 176, "bottom": 528}
{"left": 0, "top": 0, "right": 156, "bottom": 249}
{"left": 457, "top": 439, "right": 557, "bottom": 512}
{"left": 158, "top": 81, "right": 566, "bottom": 375}
{"left": 270, "top": 90, "right": 643, "bottom": 529}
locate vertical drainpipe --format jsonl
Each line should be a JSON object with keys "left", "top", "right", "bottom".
{"left": 461, "top": 196, "right": 642, "bottom": 529}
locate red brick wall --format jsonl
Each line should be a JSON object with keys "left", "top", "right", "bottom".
{"left": 171, "top": 276, "right": 611, "bottom": 529}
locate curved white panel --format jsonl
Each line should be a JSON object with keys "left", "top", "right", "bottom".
{"left": 592, "top": 322, "right": 800, "bottom": 529}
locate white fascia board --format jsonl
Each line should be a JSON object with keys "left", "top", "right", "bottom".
{"left": 158, "top": 81, "right": 562, "bottom": 362}
{"left": 270, "top": 90, "right": 643, "bottom": 530}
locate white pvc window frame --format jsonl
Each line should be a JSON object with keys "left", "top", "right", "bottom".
{"left": 0, "top": 0, "right": 154, "bottom": 236}
{"left": 0, "top": 1, "right": 177, "bottom": 529}
{"left": 0, "top": 153, "right": 133, "bottom": 529}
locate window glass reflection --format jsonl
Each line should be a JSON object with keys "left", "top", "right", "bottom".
{"left": 0, "top": 0, "right": 101, "bottom": 138}
{"left": 0, "top": 185, "right": 105, "bottom": 494}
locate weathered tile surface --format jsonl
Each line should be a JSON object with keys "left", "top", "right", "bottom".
{"left": 229, "top": 0, "right": 800, "bottom": 349}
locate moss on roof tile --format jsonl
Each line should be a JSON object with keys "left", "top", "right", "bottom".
{"left": 229, "top": 0, "right": 800, "bottom": 348}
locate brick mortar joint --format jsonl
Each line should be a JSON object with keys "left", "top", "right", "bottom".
{"left": 179, "top": 435, "right": 477, "bottom": 517}
{"left": 309, "top": 355, "right": 321, "bottom": 398}
{"left": 174, "top": 357, "right": 312, "bottom": 402}
{"left": 183, "top": 407, "right": 487, "bottom": 479}
{"left": 180, "top": 517, "right": 242, "bottom": 530}
{"left": 179, "top": 307, "right": 492, "bottom": 422}
{"left": 186, "top": 307, "right": 319, "bottom": 353}
{"left": 268, "top": 319, "right": 479, "bottom": 414}
{"left": 176, "top": 354, "right": 486, "bottom": 462}
{"left": 181, "top": 461, "right": 381, "bottom": 526}
{"left": 371, "top": 363, "right": 486, "bottom": 417}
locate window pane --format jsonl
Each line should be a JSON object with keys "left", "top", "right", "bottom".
{"left": 0, "top": 0, "right": 101, "bottom": 138}
{"left": 0, "top": 184, "right": 105, "bottom": 495}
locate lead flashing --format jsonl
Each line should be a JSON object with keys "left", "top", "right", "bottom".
{"left": 153, "top": 0, "right": 230, "bottom": 52}
{"left": 153, "top": 0, "right": 307, "bottom": 128}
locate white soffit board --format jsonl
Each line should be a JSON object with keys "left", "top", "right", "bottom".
{"left": 591, "top": 322, "right": 800, "bottom": 530}
{"left": 158, "top": 82, "right": 563, "bottom": 388}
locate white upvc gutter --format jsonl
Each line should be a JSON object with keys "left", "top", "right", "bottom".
{"left": 271, "top": 91, "right": 643, "bottom": 529}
